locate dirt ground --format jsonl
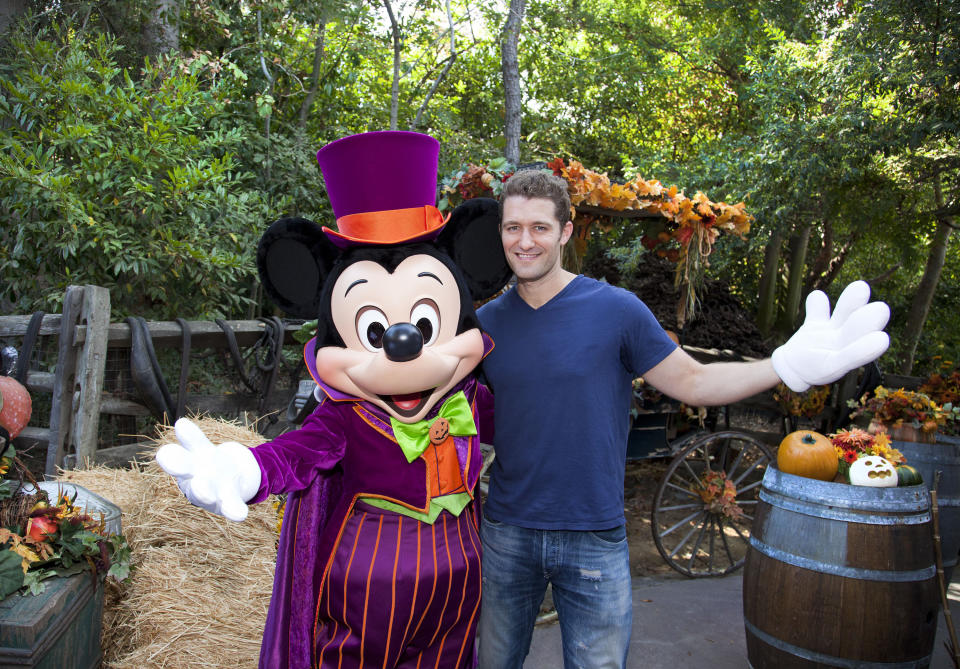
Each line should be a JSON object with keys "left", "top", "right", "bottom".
{"left": 624, "top": 458, "right": 688, "bottom": 578}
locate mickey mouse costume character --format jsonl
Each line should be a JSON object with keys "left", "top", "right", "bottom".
{"left": 156, "top": 131, "right": 511, "bottom": 669}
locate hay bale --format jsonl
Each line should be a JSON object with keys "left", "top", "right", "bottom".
{"left": 59, "top": 417, "right": 278, "bottom": 668}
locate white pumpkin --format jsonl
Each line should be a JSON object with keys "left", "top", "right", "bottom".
{"left": 848, "top": 456, "right": 898, "bottom": 487}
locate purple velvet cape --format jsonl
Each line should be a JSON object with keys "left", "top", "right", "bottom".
{"left": 250, "top": 370, "right": 494, "bottom": 669}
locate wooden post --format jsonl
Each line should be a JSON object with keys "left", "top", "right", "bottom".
{"left": 45, "top": 286, "right": 84, "bottom": 476}
{"left": 931, "top": 471, "right": 960, "bottom": 667}
{"left": 71, "top": 286, "right": 110, "bottom": 465}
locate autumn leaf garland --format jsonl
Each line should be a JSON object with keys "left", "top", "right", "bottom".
{"left": 548, "top": 157, "right": 752, "bottom": 325}
{"left": 438, "top": 156, "right": 752, "bottom": 325}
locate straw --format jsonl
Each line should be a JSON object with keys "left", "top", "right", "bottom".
{"left": 59, "top": 417, "right": 279, "bottom": 668}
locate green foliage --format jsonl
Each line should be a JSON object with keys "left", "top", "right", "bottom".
{"left": 883, "top": 236, "right": 960, "bottom": 376}
{"left": 0, "top": 446, "right": 15, "bottom": 502}
{"left": 0, "top": 0, "right": 956, "bottom": 369}
{"left": 293, "top": 320, "right": 318, "bottom": 344}
{"left": 511, "top": 0, "right": 773, "bottom": 171}
{"left": 0, "top": 488, "right": 133, "bottom": 598}
{"left": 0, "top": 22, "right": 271, "bottom": 319}
{"left": 0, "top": 550, "right": 24, "bottom": 599}
{"left": 22, "top": 568, "right": 57, "bottom": 595}
{"left": 106, "top": 533, "right": 132, "bottom": 581}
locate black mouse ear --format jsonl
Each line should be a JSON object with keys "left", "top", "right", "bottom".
{"left": 436, "top": 198, "right": 512, "bottom": 301}
{"left": 257, "top": 217, "right": 339, "bottom": 319}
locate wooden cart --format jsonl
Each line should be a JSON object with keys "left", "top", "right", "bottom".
{"left": 626, "top": 383, "right": 776, "bottom": 578}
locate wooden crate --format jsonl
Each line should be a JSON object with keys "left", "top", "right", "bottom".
{"left": 0, "top": 574, "right": 104, "bottom": 669}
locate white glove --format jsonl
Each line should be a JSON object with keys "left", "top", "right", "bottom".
{"left": 155, "top": 418, "right": 262, "bottom": 522}
{"left": 772, "top": 281, "right": 890, "bottom": 392}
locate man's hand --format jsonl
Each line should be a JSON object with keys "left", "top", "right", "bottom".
{"left": 772, "top": 281, "right": 890, "bottom": 392}
{"left": 155, "top": 418, "right": 261, "bottom": 522}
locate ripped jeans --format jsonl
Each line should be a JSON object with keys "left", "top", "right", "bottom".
{"left": 477, "top": 517, "right": 632, "bottom": 669}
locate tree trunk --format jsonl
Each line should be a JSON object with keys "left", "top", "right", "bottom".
{"left": 804, "top": 219, "right": 831, "bottom": 296}
{"left": 411, "top": 0, "right": 456, "bottom": 130}
{"left": 142, "top": 0, "right": 179, "bottom": 57}
{"left": 756, "top": 227, "right": 783, "bottom": 336}
{"left": 777, "top": 222, "right": 812, "bottom": 336}
{"left": 256, "top": 10, "right": 274, "bottom": 184}
{"left": 0, "top": 0, "right": 29, "bottom": 37}
{"left": 899, "top": 184, "right": 955, "bottom": 374}
{"left": 298, "top": 21, "right": 327, "bottom": 131}
{"left": 812, "top": 229, "right": 861, "bottom": 293}
{"left": 383, "top": 0, "right": 401, "bottom": 131}
{"left": 501, "top": 0, "right": 526, "bottom": 165}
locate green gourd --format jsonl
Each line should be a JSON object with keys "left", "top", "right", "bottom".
{"left": 896, "top": 464, "right": 923, "bottom": 487}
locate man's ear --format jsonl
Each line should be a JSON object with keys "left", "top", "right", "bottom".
{"left": 436, "top": 198, "right": 512, "bottom": 301}
{"left": 256, "top": 217, "right": 339, "bottom": 318}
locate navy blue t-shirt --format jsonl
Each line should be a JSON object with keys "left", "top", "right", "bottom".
{"left": 477, "top": 275, "right": 677, "bottom": 530}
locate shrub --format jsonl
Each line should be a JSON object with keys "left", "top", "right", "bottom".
{"left": 0, "top": 23, "right": 271, "bottom": 319}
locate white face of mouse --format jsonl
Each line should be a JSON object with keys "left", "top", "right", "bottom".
{"left": 314, "top": 254, "right": 484, "bottom": 424}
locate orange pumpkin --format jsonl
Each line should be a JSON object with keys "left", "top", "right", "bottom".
{"left": 0, "top": 376, "right": 31, "bottom": 439}
{"left": 777, "top": 430, "right": 838, "bottom": 481}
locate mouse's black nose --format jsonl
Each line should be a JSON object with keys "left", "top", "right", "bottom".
{"left": 382, "top": 322, "right": 423, "bottom": 362}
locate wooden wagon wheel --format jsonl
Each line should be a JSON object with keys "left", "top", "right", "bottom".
{"left": 651, "top": 430, "right": 774, "bottom": 577}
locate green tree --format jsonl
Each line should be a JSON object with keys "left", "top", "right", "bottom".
{"left": 0, "top": 21, "right": 270, "bottom": 318}
{"left": 666, "top": 0, "right": 960, "bottom": 375}
{"left": 844, "top": 0, "right": 960, "bottom": 374}
{"left": 0, "top": 0, "right": 955, "bottom": 375}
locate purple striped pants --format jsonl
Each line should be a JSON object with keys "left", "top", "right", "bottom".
{"left": 314, "top": 500, "right": 482, "bottom": 668}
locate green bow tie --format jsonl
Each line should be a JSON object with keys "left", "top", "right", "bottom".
{"left": 390, "top": 391, "right": 477, "bottom": 463}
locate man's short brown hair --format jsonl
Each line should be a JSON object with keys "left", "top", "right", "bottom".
{"left": 499, "top": 169, "right": 571, "bottom": 226}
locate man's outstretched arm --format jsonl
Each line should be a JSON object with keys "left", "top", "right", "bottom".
{"left": 642, "top": 281, "right": 890, "bottom": 407}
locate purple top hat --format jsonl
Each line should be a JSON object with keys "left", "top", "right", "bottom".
{"left": 316, "top": 131, "right": 445, "bottom": 247}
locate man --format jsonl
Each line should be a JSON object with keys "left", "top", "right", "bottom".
{"left": 475, "top": 169, "right": 889, "bottom": 668}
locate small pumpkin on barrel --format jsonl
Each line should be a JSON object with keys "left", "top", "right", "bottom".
{"left": 895, "top": 464, "right": 923, "bottom": 487}
{"left": 847, "top": 455, "right": 898, "bottom": 487}
{"left": 777, "top": 430, "right": 838, "bottom": 481}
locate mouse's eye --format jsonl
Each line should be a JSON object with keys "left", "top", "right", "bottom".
{"left": 356, "top": 307, "right": 388, "bottom": 352}
{"left": 411, "top": 300, "right": 440, "bottom": 346}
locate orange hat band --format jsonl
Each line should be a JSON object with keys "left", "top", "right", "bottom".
{"left": 333, "top": 205, "right": 447, "bottom": 244}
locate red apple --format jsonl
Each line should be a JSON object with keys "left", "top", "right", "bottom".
{"left": 26, "top": 515, "right": 58, "bottom": 542}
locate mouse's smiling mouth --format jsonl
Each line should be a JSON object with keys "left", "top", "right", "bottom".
{"left": 379, "top": 389, "right": 436, "bottom": 419}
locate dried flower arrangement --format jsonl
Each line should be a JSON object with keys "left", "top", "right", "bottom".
{"left": 919, "top": 360, "right": 960, "bottom": 437}
{"left": 774, "top": 383, "right": 831, "bottom": 419}
{"left": 848, "top": 386, "right": 951, "bottom": 443}
{"left": 0, "top": 441, "right": 131, "bottom": 599}
{"left": 831, "top": 427, "right": 905, "bottom": 480}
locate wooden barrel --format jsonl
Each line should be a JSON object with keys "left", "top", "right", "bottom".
{"left": 893, "top": 438, "right": 960, "bottom": 582}
{"left": 743, "top": 464, "right": 939, "bottom": 668}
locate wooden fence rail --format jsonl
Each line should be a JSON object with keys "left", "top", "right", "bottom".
{"left": 0, "top": 285, "right": 302, "bottom": 476}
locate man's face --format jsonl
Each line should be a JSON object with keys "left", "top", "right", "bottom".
{"left": 500, "top": 196, "right": 573, "bottom": 283}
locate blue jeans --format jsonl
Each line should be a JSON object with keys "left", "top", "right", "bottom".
{"left": 477, "top": 517, "right": 632, "bottom": 669}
